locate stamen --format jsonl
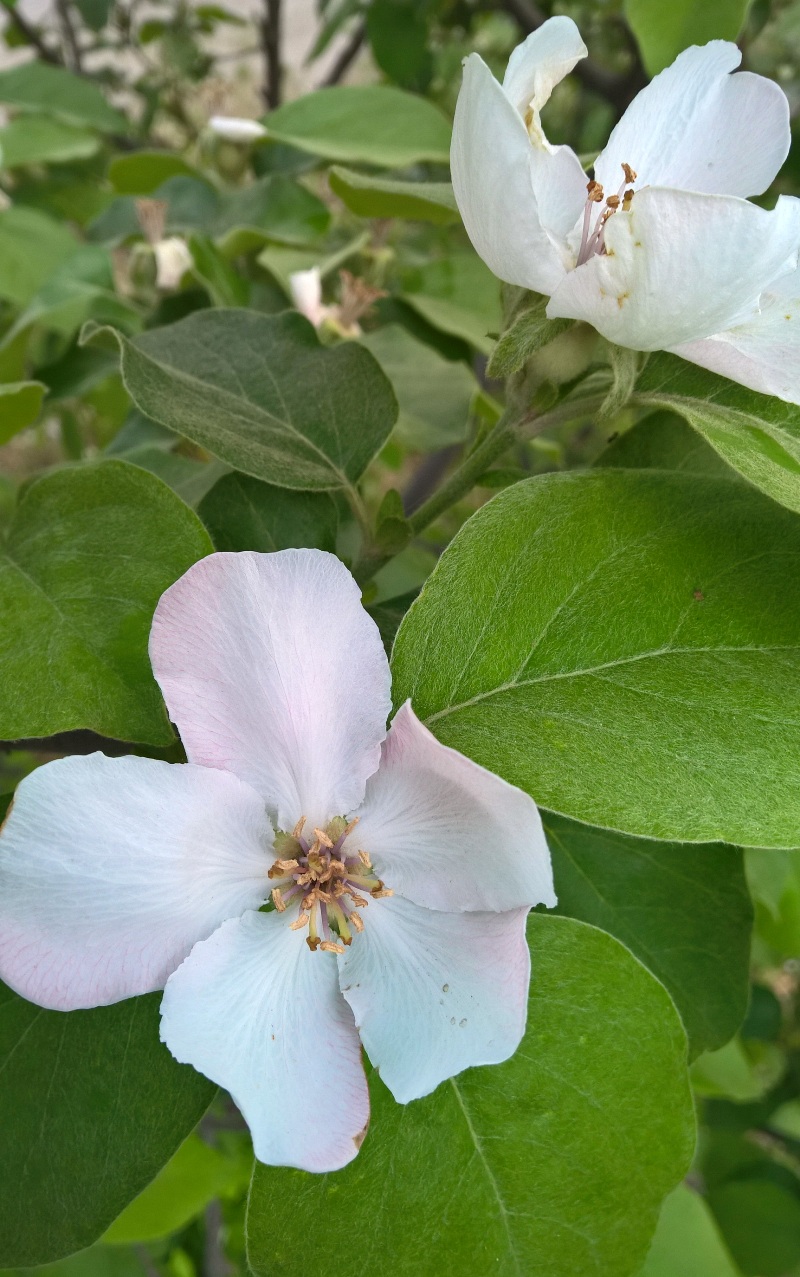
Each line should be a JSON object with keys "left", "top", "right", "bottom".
{"left": 292, "top": 816, "right": 306, "bottom": 839}
{"left": 290, "top": 912, "right": 309, "bottom": 930}
{"left": 371, "top": 887, "right": 394, "bottom": 899}
{"left": 271, "top": 888, "right": 287, "bottom": 912}
{"left": 358, "top": 850, "right": 372, "bottom": 868}
{"left": 319, "top": 940, "right": 345, "bottom": 954}
{"left": 622, "top": 162, "right": 637, "bottom": 185}
{"left": 314, "top": 827, "right": 333, "bottom": 848}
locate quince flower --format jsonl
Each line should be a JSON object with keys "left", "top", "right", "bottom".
{"left": 451, "top": 17, "right": 800, "bottom": 403}
{"left": 0, "top": 550, "right": 554, "bottom": 1172}
{"left": 208, "top": 115, "right": 268, "bottom": 142}
{"left": 290, "top": 266, "right": 386, "bottom": 338}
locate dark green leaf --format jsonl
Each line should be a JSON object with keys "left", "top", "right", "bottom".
{"left": 247, "top": 915, "right": 694, "bottom": 1277}
{"left": 545, "top": 813, "right": 752, "bottom": 1056}
{"left": 0, "top": 381, "right": 45, "bottom": 443}
{"left": 188, "top": 232, "right": 249, "bottom": 307}
{"left": 0, "top": 460, "right": 212, "bottom": 744}
{"left": 624, "top": 0, "right": 749, "bottom": 75}
{"left": 83, "top": 310, "right": 398, "bottom": 491}
{"left": 391, "top": 470, "right": 800, "bottom": 846}
{"left": 600, "top": 410, "right": 738, "bottom": 477}
{"left": 708, "top": 1179, "right": 800, "bottom": 1277}
{"left": 487, "top": 294, "right": 572, "bottom": 378}
{"left": 360, "top": 324, "right": 475, "bottom": 448}
{"left": 0, "top": 985, "right": 214, "bottom": 1266}
{"left": 108, "top": 152, "right": 203, "bottom": 195}
{"left": 198, "top": 470, "right": 339, "bottom": 551}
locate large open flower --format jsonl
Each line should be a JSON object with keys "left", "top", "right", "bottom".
{"left": 0, "top": 550, "right": 554, "bottom": 1172}
{"left": 451, "top": 17, "right": 800, "bottom": 403}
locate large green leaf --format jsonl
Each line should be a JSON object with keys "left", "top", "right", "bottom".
{"left": 624, "top": 0, "right": 749, "bottom": 75}
{"left": 263, "top": 85, "right": 452, "bottom": 166}
{"left": 0, "top": 62, "right": 127, "bottom": 133}
{"left": 0, "top": 984, "right": 214, "bottom": 1266}
{"left": 401, "top": 251, "right": 502, "bottom": 354}
{"left": 84, "top": 310, "right": 397, "bottom": 491}
{"left": 0, "top": 460, "right": 212, "bottom": 744}
{"left": 637, "top": 1185, "right": 743, "bottom": 1277}
{"left": 0, "top": 116, "right": 100, "bottom": 168}
{"left": 198, "top": 471, "right": 338, "bottom": 552}
{"left": 107, "top": 152, "right": 202, "bottom": 194}
{"left": 0, "top": 206, "right": 78, "bottom": 307}
{"left": 247, "top": 915, "right": 694, "bottom": 1277}
{"left": 708, "top": 1180, "right": 800, "bottom": 1277}
{"left": 601, "top": 410, "right": 737, "bottom": 477}
{"left": 0, "top": 381, "right": 45, "bottom": 443}
{"left": 360, "top": 324, "right": 475, "bottom": 449}
{"left": 391, "top": 470, "right": 800, "bottom": 846}
{"left": 545, "top": 813, "right": 752, "bottom": 1057}
{"left": 329, "top": 167, "right": 459, "bottom": 224}
{"left": 634, "top": 353, "right": 800, "bottom": 514}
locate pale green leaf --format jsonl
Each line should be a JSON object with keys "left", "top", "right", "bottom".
{"left": 0, "top": 61, "right": 127, "bottom": 132}
{"left": 637, "top": 1185, "right": 743, "bottom": 1277}
{"left": 625, "top": 0, "right": 750, "bottom": 75}
{"left": 360, "top": 324, "right": 475, "bottom": 449}
{"left": 0, "top": 206, "right": 78, "bottom": 307}
{"left": 329, "top": 167, "right": 459, "bottom": 224}
{"left": 0, "top": 381, "right": 45, "bottom": 443}
{"left": 0, "top": 116, "right": 100, "bottom": 168}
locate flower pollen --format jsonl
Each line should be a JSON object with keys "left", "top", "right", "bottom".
{"left": 577, "top": 163, "right": 637, "bottom": 267}
{"left": 268, "top": 816, "right": 392, "bottom": 952}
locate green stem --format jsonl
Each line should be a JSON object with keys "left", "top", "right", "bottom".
{"left": 408, "top": 393, "right": 606, "bottom": 537}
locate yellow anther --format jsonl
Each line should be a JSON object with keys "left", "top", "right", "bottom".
{"left": 358, "top": 849, "right": 372, "bottom": 868}
{"left": 586, "top": 179, "right": 604, "bottom": 203}
{"left": 622, "top": 189, "right": 634, "bottom": 210}
{"left": 350, "top": 912, "right": 364, "bottom": 933}
{"left": 271, "top": 888, "right": 287, "bottom": 912}
{"left": 371, "top": 887, "right": 394, "bottom": 899}
{"left": 314, "top": 827, "right": 333, "bottom": 848}
{"left": 622, "top": 162, "right": 637, "bottom": 184}
{"left": 289, "top": 912, "right": 309, "bottom": 930}
{"left": 292, "top": 816, "right": 306, "bottom": 839}
{"left": 319, "top": 940, "right": 345, "bottom": 954}
{"left": 606, "top": 194, "right": 620, "bottom": 210}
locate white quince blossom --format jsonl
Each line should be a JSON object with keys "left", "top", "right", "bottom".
{"left": 209, "top": 115, "right": 268, "bottom": 142}
{"left": 289, "top": 266, "right": 332, "bottom": 328}
{"left": 451, "top": 17, "right": 800, "bottom": 403}
{"left": 0, "top": 550, "right": 554, "bottom": 1173}
{"left": 153, "top": 236, "right": 193, "bottom": 291}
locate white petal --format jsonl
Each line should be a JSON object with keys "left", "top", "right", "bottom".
{"left": 502, "top": 17, "right": 588, "bottom": 148}
{"left": 451, "top": 52, "right": 582, "bottom": 295}
{"left": 154, "top": 237, "right": 192, "bottom": 291}
{"left": 150, "top": 550, "right": 392, "bottom": 831}
{"left": 0, "top": 754, "right": 270, "bottom": 1011}
{"left": 209, "top": 116, "right": 267, "bottom": 142}
{"left": 547, "top": 189, "right": 800, "bottom": 350}
{"left": 289, "top": 266, "right": 326, "bottom": 327}
{"left": 339, "top": 896, "right": 530, "bottom": 1103}
{"left": 671, "top": 265, "right": 800, "bottom": 404}
{"left": 160, "top": 911, "right": 369, "bottom": 1171}
{"left": 594, "top": 42, "right": 790, "bottom": 199}
{"left": 354, "top": 702, "right": 554, "bottom": 912}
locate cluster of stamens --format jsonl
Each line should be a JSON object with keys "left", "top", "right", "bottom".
{"left": 577, "top": 163, "right": 637, "bottom": 266}
{"left": 268, "top": 816, "right": 392, "bottom": 954}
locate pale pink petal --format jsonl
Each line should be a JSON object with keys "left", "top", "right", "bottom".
{"left": 339, "top": 896, "right": 530, "bottom": 1103}
{"left": 547, "top": 188, "right": 800, "bottom": 350}
{"left": 160, "top": 911, "right": 369, "bottom": 1171}
{"left": 0, "top": 754, "right": 270, "bottom": 1011}
{"left": 670, "top": 264, "right": 800, "bottom": 404}
{"left": 594, "top": 42, "right": 790, "bottom": 199}
{"left": 353, "top": 702, "right": 554, "bottom": 913}
{"left": 150, "top": 550, "right": 392, "bottom": 830}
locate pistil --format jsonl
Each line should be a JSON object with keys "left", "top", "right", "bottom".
{"left": 268, "top": 816, "right": 392, "bottom": 952}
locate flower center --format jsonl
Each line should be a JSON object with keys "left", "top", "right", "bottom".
{"left": 576, "top": 163, "right": 637, "bottom": 267}
{"left": 267, "top": 816, "right": 392, "bottom": 954}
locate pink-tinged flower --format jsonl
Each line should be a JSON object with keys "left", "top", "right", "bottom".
{"left": 0, "top": 550, "right": 554, "bottom": 1172}
{"left": 451, "top": 17, "right": 800, "bottom": 403}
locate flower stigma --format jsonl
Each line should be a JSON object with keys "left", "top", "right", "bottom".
{"left": 267, "top": 816, "right": 392, "bottom": 953}
{"left": 576, "top": 163, "right": 637, "bottom": 266}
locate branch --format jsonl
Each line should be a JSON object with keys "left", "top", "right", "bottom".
{"left": 500, "top": 0, "right": 646, "bottom": 113}
{"left": 0, "top": 0, "right": 61, "bottom": 64}
{"left": 320, "top": 18, "right": 366, "bottom": 89}
{"left": 261, "top": 0, "right": 281, "bottom": 109}
{"left": 56, "top": 0, "right": 83, "bottom": 71}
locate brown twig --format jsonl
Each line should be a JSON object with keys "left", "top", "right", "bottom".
{"left": 0, "top": 0, "right": 61, "bottom": 64}
{"left": 320, "top": 18, "right": 366, "bottom": 88}
{"left": 261, "top": 0, "right": 281, "bottom": 108}
{"left": 56, "top": 0, "right": 83, "bottom": 70}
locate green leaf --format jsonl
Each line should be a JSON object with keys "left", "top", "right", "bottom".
{"left": 391, "top": 470, "right": 800, "bottom": 847}
{"left": 263, "top": 85, "right": 452, "bottom": 166}
{"left": 366, "top": 0, "right": 433, "bottom": 92}
{"left": 84, "top": 310, "right": 398, "bottom": 491}
{"left": 487, "top": 294, "right": 572, "bottom": 378}
{"left": 108, "top": 152, "right": 203, "bottom": 195}
{"left": 256, "top": 232, "right": 368, "bottom": 296}
{"left": 691, "top": 1037, "right": 784, "bottom": 1102}
{"left": 624, "top": 0, "right": 750, "bottom": 75}
{"left": 0, "top": 116, "right": 100, "bottom": 168}
{"left": 214, "top": 174, "right": 330, "bottom": 251}
{"left": 600, "top": 410, "right": 738, "bottom": 478}
{"left": 2, "top": 245, "right": 140, "bottom": 350}
{"left": 401, "top": 251, "right": 502, "bottom": 355}
{"left": 0, "top": 61, "right": 127, "bottom": 132}
{"left": 123, "top": 447, "right": 229, "bottom": 508}
{"left": 637, "top": 1185, "right": 743, "bottom": 1277}
{"left": 247, "top": 915, "right": 694, "bottom": 1277}
{"left": 0, "top": 460, "right": 212, "bottom": 744}
{"left": 634, "top": 352, "right": 800, "bottom": 515}
{"left": 329, "top": 167, "right": 459, "bottom": 225}
{"left": 545, "top": 813, "right": 752, "bottom": 1057}
{"left": 0, "top": 206, "right": 78, "bottom": 307}
{"left": 0, "top": 984, "right": 214, "bottom": 1266}
{"left": 0, "top": 381, "right": 45, "bottom": 443}
{"left": 188, "top": 232, "right": 249, "bottom": 307}
{"left": 198, "top": 471, "right": 339, "bottom": 552}
{"left": 0, "top": 1243, "right": 147, "bottom": 1277}
{"left": 102, "top": 1133, "right": 246, "bottom": 1244}
{"left": 360, "top": 324, "right": 475, "bottom": 448}
{"left": 708, "top": 1179, "right": 800, "bottom": 1277}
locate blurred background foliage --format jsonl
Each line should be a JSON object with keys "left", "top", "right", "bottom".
{"left": 1, "top": 0, "right": 800, "bottom": 1273}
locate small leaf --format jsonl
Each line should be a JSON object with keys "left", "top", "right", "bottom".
{"left": 83, "top": 310, "right": 398, "bottom": 492}
{"left": 0, "top": 460, "right": 212, "bottom": 744}
{"left": 638, "top": 1184, "right": 743, "bottom": 1277}
{"left": 198, "top": 471, "right": 339, "bottom": 552}
{"left": 108, "top": 152, "right": 203, "bottom": 195}
{"left": 360, "top": 324, "right": 476, "bottom": 449}
{"left": 0, "top": 205, "right": 78, "bottom": 307}
{"left": 188, "top": 232, "right": 249, "bottom": 307}
{"left": 401, "top": 251, "right": 502, "bottom": 355}
{"left": 0, "top": 116, "right": 100, "bottom": 168}
{"left": 375, "top": 487, "right": 411, "bottom": 555}
{"left": 0, "top": 381, "right": 45, "bottom": 443}
{"left": 486, "top": 294, "right": 572, "bottom": 378}
{"left": 0, "top": 984, "right": 214, "bottom": 1266}
{"left": 625, "top": 0, "right": 749, "bottom": 75}
{"left": 0, "top": 61, "right": 127, "bottom": 132}
{"left": 247, "top": 915, "right": 694, "bottom": 1277}
{"left": 545, "top": 812, "right": 752, "bottom": 1057}
{"left": 263, "top": 85, "right": 452, "bottom": 167}
{"left": 329, "top": 167, "right": 459, "bottom": 225}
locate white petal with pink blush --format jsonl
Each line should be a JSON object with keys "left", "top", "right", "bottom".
{"left": 0, "top": 548, "right": 554, "bottom": 1172}
{"left": 450, "top": 18, "right": 800, "bottom": 402}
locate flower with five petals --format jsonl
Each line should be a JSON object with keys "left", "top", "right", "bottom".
{"left": 451, "top": 17, "right": 800, "bottom": 403}
{"left": 0, "top": 550, "right": 554, "bottom": 1172}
